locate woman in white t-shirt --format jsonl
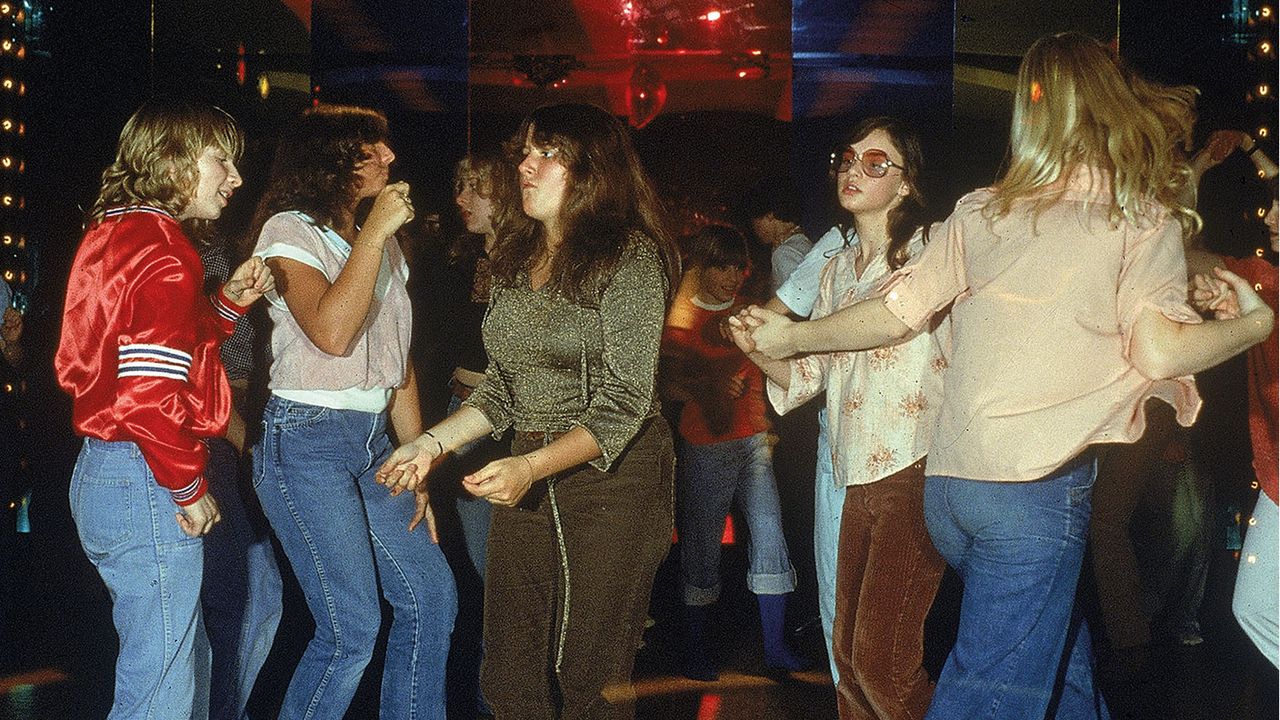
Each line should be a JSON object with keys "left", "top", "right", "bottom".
{"left": 249, "top": 104, "right": 455, "bottom": 720}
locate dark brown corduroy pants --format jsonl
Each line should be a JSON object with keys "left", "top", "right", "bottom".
{"left": 482, "top": 418, "right": 674, "bottom": 720}
{"left": 832, "top": 458, "right": 946, "bottom": 720}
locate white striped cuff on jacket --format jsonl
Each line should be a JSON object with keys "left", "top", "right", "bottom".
{"left": 117, "top": 343, "right": 192, "bottom": 382}
{"left": 169, "top": 475, "right": 204, "bottom": 504}
{"left": 211, "top": 291, "right": 242, "bottom": 323}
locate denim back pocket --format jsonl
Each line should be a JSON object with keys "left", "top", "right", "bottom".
{"left": 69, "top": 451, "right": 136, "bottom": 557}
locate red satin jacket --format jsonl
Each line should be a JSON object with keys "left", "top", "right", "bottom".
{"left": 1225, "top": 255, "right": 1278, "bottom": 502}
{"left": 56, "top": 206, "right": 243, "bottom": 505}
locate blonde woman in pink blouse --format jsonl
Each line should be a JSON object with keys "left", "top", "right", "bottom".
{"left": 737, "top": 33, "right": 1276, "bottom": 720}
{"left": 734, "top": 116, "right": 945, "bottom": 720}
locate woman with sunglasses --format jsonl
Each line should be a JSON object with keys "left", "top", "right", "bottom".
{"left": 737, "top": 33, "right": 1276, "bottom": 719}
{"left": 735, "top": 116, "right": 946, "bottom": 719}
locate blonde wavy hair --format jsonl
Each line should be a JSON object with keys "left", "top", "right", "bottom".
{"left": 89, "top": 100, "right": 243, "bottom": 224}
{"left": 991, "top": 32, "right": 1201, "bottom": 239}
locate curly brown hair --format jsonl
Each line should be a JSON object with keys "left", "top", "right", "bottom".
{"left": 488, "top": 103, "right": 680, "bottom": 304}
{"left": 250, "top": 104, "right": 389, "bottom": 235}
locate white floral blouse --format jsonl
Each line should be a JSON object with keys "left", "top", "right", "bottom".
{"left": 767, "top": 228, "right": 948, "bottom": 488}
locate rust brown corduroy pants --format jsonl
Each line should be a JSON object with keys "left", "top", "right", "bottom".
{"left": 481, "top": 418, "right": 675, "bottom": 720}
{"left": 832, "top": 458, "right": 946, "bottom": 720}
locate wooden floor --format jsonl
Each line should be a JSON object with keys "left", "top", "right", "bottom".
{"left": 2, "top": 525, "right": 1276, "bottom": 720}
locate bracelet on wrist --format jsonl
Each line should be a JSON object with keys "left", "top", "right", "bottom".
{"left": 1245, "top": 141, "right": 1261, "bottom": 156}
{"left": 421, "top": 430, "right": 444, "bottom": 456}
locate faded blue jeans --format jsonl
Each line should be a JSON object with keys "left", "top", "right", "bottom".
{"left": 677, "top": 432, "right": 797, "bottom": 605}
{"left": 70, "top": 438, "right": 207, "bottom": 720}
{"left": 813, "top": 409, "right": 843, "bottom": 681}
{"left": 254, "top": 396, "right": 457, "bottom": 720}
{"left": 924, "top": 455, "right": 1110, "bottom": 720}
{"left": 445, "top": 393, "right": 493, "bottom": 581}
{"left": 196, "top": 437, "right": 283, "bottom": 720}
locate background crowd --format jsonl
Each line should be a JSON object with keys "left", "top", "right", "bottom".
{"left": 0, "top": 10, "right": 1277, "bottom": 720}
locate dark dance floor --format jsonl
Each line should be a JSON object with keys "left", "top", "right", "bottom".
{"left": 1, "top": 517, "right": 1275, "bottom": 720}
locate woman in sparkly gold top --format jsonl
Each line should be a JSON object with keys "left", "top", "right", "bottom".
{"left": 379, "top": 102, "right": 680, "bottom": 719}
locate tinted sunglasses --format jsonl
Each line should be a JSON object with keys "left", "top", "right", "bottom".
{"left": 829, "top": 147, "right": 904, "bottom": 178}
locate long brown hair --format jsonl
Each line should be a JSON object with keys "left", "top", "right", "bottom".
{"left": 488, "top": 103, "right": 680, "bottom": 304}
{"left": 993, "top": 32, "right": 1200, "bottom": 238}
{"left": 250, "top": 104, "right": 389, "bottom": 236}
{"left": 831, "top": 116, "right": 930, "bottom": 271}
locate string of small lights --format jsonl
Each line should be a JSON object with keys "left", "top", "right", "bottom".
{"left": 0, "top": 1, "right": 25, "bottom": 298}
{"left": 0, "top": 0, "right": 26, "bottom": 533}
{"left": 1246, "top": 0, "right": 1277, "bottom": 250}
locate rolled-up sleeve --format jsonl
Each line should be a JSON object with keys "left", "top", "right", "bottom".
{"left": 882, "top": 216, "right": 967, "bottom": 332}
{"left": 1116, "top": 214, "right": 1202, "bottom": 343}
{"left": 767, "top": 353, "right": 827, "bottom": 416}
{"left": 463, "top": 356, "right": 515, "bottom": 439}
{"left": 578, "top": 242, "right": 667, "bottom": 470}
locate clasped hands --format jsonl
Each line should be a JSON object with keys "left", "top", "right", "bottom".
{"left": 375, "top": 433, "right": 538, "bottom": 538}
{"left": 725, "top": 305, "right": 799, "bottom": 359}
{"left": 1190, "top": 266, "right": 1270, "bottom": 321}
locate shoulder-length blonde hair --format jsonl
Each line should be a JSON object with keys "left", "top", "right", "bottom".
{"left": 448, "top": 147, "right": 510, "bottom": 264}
{"left": 89, "top": 99, "right": 243, "bottom": 224}
{"left": 992, "top": 32, "right": 1200, "bottom": 238}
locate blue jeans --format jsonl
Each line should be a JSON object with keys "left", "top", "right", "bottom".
{"left": 443, "top": 392, "right": 492, "bottom": 716}
{"left": 196, "top": 437, "right": 283, "bottom": 720}
{"left": 253, "top": 396, "right": 457, "bottom": 720}
{"left": 1234, "top": 491, "right": 1279, "bottom": 667}
{"left": 70, "top": 438, "right": 206, "bottom": 720}
{"left": 446, "top": 393, "right": 493, "bottom": 580}
{"left": 924, "top": 456, "right": 1110, "bottom": 720}
{"left": 677, "top": 432, "right": 796, "bottom": 605}
{"left": 813, "top": 409, "right": 843, "bottom": 681}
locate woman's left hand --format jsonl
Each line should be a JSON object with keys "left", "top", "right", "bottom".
{"left": 463, "top": 455, "right": 536, "bottom": 507}
{"left": 407, "top": 487, "right": 440, "bottom": 543}
{"left": 223, "top": 256, "right": 276, "bottom": 307}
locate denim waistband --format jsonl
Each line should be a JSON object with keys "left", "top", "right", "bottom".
{"left": 82, "top": 437, "right": 144, "bottom": 458}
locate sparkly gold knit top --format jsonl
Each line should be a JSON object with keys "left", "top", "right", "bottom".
{"left": 464, "top": 235, "right": 668, "bottom": 471}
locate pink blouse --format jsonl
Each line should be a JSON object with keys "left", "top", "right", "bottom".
{"left": 254, "top": 211, "right": 413, "bottom": 397}
{"left": 881, "top": 168, "right": 1202, "bottom": 482}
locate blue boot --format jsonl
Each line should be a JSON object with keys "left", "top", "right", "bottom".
{"left": 681, "top": 603, "right": 719, "bottom": 681}
{"left": 757, "top": 593, "right": 804, "bottom": 673}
